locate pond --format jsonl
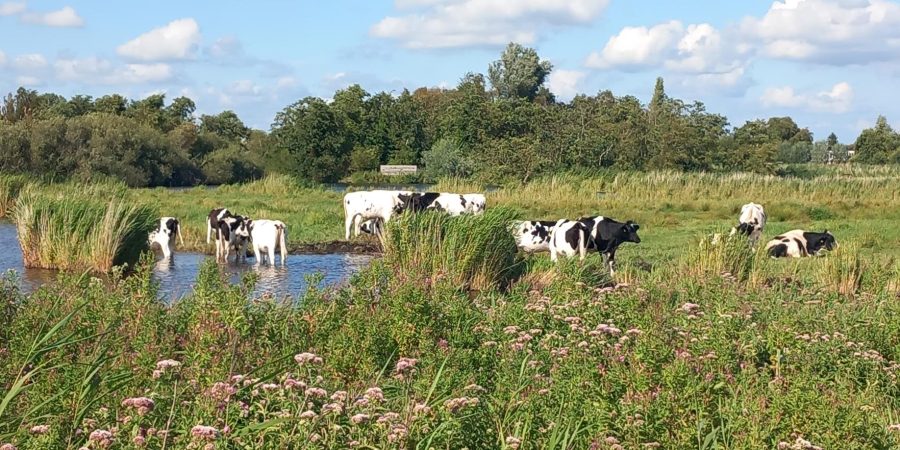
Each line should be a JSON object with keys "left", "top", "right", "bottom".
{"left": 0, "top": 222, "right": 375, "bottom": 300}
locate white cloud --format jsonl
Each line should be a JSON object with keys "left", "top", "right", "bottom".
{"left": 586, "top": 21, "right": 683, "bottom": 69}
{"left": 276, "top": 76, "right": 299, "bottom": 90}
{"left": 55, "top": 57, "right": 173, "bottom": 84}
{"left": 547, "top": 69, "right": 585, "bottom": 100}
{"left": 16, "top": 75, "right": 41, "bottom": 86}
{"left": 372, "top": 0, "right": 610, "bottom": 49}
{"left": 117, "top": 18, "right": 201, "bottom": 62}
{"left": 21, "top": 6, "right": 84, "bottom": 27}
{"left": 206, "top": 36, "right": 244, "bottom": 59}
{"left": 761, "top": 81, "right": 853, "bottom": 112}
{"left": 228, "top": 79, "right": 263, "bottom": 96}
{"left": 12, "top": 53, "right": 48, "bottom": 71}
{"left": 0, "top": 1, "right": 26, "bottom": 16}
{"left": 741, "top": 0, "right": 900, "bottom": 64}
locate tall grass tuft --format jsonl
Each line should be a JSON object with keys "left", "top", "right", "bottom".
{"left": 13, "top": 187, "right": 157, "bottom": 273}
{"left": 685, "top": 233, "right": 759, "bottom": 282}
{"left": 0, "top": 174, "right": 32, "bottom": 219}
{"left": 816, "top": 241, "right": 863, "bottom": 296}
{"left": 380, "top": 207, "right": 519, "bottom": 291}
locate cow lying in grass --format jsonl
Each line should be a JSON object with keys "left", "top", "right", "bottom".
{"left": 765, "top": 229, "right": 836, "bottom": 258}
{"left": 148, "top": 217, "right": 183, "bottom": 258}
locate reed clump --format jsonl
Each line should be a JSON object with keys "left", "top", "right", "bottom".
{"left": 13, "top": 185, "right": 157, "bottom": 273}
{"left": 380, "top": 207, "right": 519, "bottom": 291}
{"left": 0, "top": 174, "right": 32, "bottom": 219}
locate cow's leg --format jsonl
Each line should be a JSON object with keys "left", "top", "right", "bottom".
{"left": 253, "top": 243, "right": 262, "bottom": 265}
{"left": 345, "top": 213, "right": 353, "bottom": 240}
{"left": 605, "top": 249, "right": 618, "bottom": 276}
{"left": 162, "top": 242, "right": 171, "bottom": 259}
{"left": 267, "top": 245, "right": 275, "bottom": 266}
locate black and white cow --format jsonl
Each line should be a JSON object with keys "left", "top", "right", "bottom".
{"left": 217, "top": 215, "right": 252, "bottom": 263}
{"left": 207, "top": 208, "right": 233, "bottom": 244}
{"left": 148, "top": 217, "right": 183, "bottom": 258}
{"left": 463, "top": 194, "right": 487, "bottom": 215}
{"left": 579, "top": 216, "right": 641, "bottom": 275}
{"left": 344, "top": 190, "right": 411, "bottom": 239}
{"left": 548, "top": 219, "right": 591, "bottom": 262}
{"left": 401, "top": 192, "right": 472, "bottom": 216}
{"left": 765, "top": 229, "right": 836, "bottom": 258}
{"left": 730, "top": 202, "right": 767, "bottom": 244}
{"left": 248, "top": 219, "right": 287, "bottom": 265}
{"left": 514, "top": 220, "right": 558, "bottom": 253}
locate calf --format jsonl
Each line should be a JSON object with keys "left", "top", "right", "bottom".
{"left": 765, "top": 229, "right": 836, "bottom": 258}
{"left": 548, "top": 219, "right": 591, "bottom": 262}
{"left": 207, "top": 208, "right": 233, "bottom": 244}
{"left": 148, "top": 217, "right": 183, "bottom": 258}
{"left": 343, "top": 190, "right": 411, "bottom": 239}
{"left": 359, "top": 219, "right": 384, "bottom": 235}
{"left": 217, "top": 215, "right": 251, "bottom": 263}
{"left": 514, "top": 220, "right": 557, "bottom": 253}
{"left": 579, "top": 216, "right": 642, "bottom": 275}
{"left": 730, "top": 203, "right": 767, "bottom": 244}
{"left": 248, "top": 219, "right": 287, "bottom": 265}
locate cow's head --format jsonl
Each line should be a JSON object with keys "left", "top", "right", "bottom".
{"left": 164, "top": 218, "right": 179, "bottom": 237}
{"left": 814, "top": 230, "right": 836, "bottom": 254}
{"left": 618, "top": 221, "right": 641, "bottom": 244}
{"left": 734, "top": 222, "right": 754, "bottom": 236}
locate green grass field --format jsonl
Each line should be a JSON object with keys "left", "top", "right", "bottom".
{"left": 1, "top": 166, "right": 899, "bottom": 449}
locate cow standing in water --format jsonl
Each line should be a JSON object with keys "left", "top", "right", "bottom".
{"left": 148, "top": 217, "right": 183, "bottom": 258}
{"left": 207, "top": 208, "right": 233, "bottom": 244}
{"left": 765, "top": 230, "right": 836, "bottom": 258}
{"left": 248, "top": 219, "right": 288, "bottom": 266}
{"left": 730, "top": 203, "right": 767, "bottom": 245}
{"left": 216, "top": 215, "right": 252, "bottom": 263}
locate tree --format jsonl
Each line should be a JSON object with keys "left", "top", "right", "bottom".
{"left": 487, "top": 43, "right": 553, "bottom": 101}
{"left": 167, "top": 96, "right": 197, "bottom": 124}
{"left": 94, "top": 94, "right": 127, "bottom": 116}
{"left": 827, "top": 132, "right": 838, "bottom": 148}
{"left": 854, "top": 116, "right": 899, "bottom": 163}
{"left": 200, "top": 110, "right": 249, "bottom": 142}
{"left": 271, "top": 97, "right": 351, "bottom": 182}
{"left": 421, "top": 138, "right": 473, "bottom": 180}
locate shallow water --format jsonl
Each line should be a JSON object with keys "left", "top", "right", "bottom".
{"left": 0, "top": 222, "right": 374, "bottom": 300}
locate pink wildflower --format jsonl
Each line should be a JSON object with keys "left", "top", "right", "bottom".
{"left": 29, "top": 425, "right": 49, "bottom": 435}
{"left": 283, "top": 378, "right": 306, "bottom": 390}
{"left": 207, "top": 382, "right": 236, "bottom": 401}
{"left": 377, "top": 412, "right": 400, "bottom": 424}
{"left": 190, "top": 425, "right": 220, "bottom": 441}
{"left": 330, "top": 390, "right": 347, "bottom": 402}
{"left": 388, "top": 424, "right": 409, "bottom": 443}
{"left": 321, "top": 402, "right": 344, "bottom": 414}
{"left": 1, "top": 444, "right": 17, "bottom": 450}
{"left": 365, "top": 387, "right": 384, "bottom": 402}
{"left": 888, "top": 423, "right": 900, "bottom": 431}
{"left": 132, "top": 435, "right": 146, "bottom": 447}
{"left": 88, "top": 430, "right": 114, "bottom": 448}
{"left": 444, "top": 396, "right": 479, "bottom": 413}
{"left": 299, "top": 410, "right": 317, "bottom": 419}
{"left": 679, "top": 303, "right": 700, "bottom": 313}
{"left": 350, "top": 413, "right": 370, "bottom": 424}
{"left": 506, "top": 436, "right": 522, "bottom": 449}
{"left": 305, "top": 387, "right": 327, "bottom": 398}
{"left": 121, "top": 397, "right": 155, "bottom": 416}
{"left": 412, "top": 402, "right": 431, "bottom": 415}
{"left": 261, "top": 383, "right": 280, "bottom": 392}
{"left": 294, "top": 352, "right": 323, "bottom": 365}
{"left": 155, "top": 359, "right": 181, "bottom": 371}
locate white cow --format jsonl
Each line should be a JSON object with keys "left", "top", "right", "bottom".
{"left": 248, "top": 219, "right": 288, "bottom": 265}
{"left": 548, "top": 219, "right": 590, "bottom": 262}
{"left": 730, "top": 203, "right": 767, "bottom": 244}
{"left": 217, "top": 216, "right": 251, "bottom": 263}
{"left": 463, "top": 194, "right": 486, "bottom": 215}
{"left": 343, "top": 190, "right": 411, "bottom": 239}
{"left": 148, "top": 217, "right": 183, "bottom": 258}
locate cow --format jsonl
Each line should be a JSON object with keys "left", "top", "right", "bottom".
{"left": 217, "top": 215, "right": 252, "bottom": 263}
{"left": 578, "top": 216, "right": 641, "bottom": 275}
{"left": 548, "top": 219, "right": 591, "bottom": 262}
{"left": 344, "top": 190, "right": 411, "bottom": 239}
{"left": 401, "top": 192, "right": 473, "bottom": 216}
{"left": 463, "top": 194, "right": 487, "bottom": 215}
{"left": 765, "top": 229, "right": 836, "bottom": 258}
{"left": 207, "top": 208, "right": 233, "bottom": 244}
{"left": 359, "top": 219, "right": 384, "bottom": 235}
{"left": 514, "top": 220, "right": 558, "bottom": 253}
{"left": 730, "top": 203, "right": 767, "bottom": 244}
{"left": 148, "top": 217, "right": 183, "bottom": 259}
{"left": 247, "top": 219, "right": 288, "bottom": 265}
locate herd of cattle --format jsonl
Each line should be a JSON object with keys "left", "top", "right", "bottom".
{"left": 146, "top": 191, "right": 838, "bottom": 270}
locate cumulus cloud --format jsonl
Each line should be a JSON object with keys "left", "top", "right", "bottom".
{"left": 205, "top": 36, "right": 244, "bottom": 59}
{"left": 117, "top": 18, "right": 201, "bottom": 62}
{"left": 227, "top": 79, "right": 263, "bottom": 96}
{"left": 21, "top": 6, "right": 84, "bottom": 27}
{"left": 547, "top": 69, "right": 586, "bottom": 100}
{"left": 16, "top": 75, "right": 41, "bottom": 86}
{"left": 740, "top": 0, "right": 900, "bottom": 64}
{"left": 371, "top": 0, "right": 610, "bottom": 49}
{"left": 761, "top": 81, "right": 853, "bottom": 112}
{"left": 0, "top": 1, "right": 26, "bottom": 16}
{"left": 586, "top": 21, "right": 683, "bottom": 69}
{"left": 55, "top": 57, "right": 173, "bottom": 84}
{"left": 12, "top": 53, "right": 48, "bottom": 71}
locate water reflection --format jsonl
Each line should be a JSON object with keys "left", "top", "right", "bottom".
{"left": 0, "top": 222, "right": 374, "bottom": 300}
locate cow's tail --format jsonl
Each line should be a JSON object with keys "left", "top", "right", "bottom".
{"left": 278, "top": 222, "right": 287, "bottom": 264}
{"left": 177, "top": 222, "right": 184, "bottom": 246}
{"left": 206, "top": 220, "right": 211, "bottom": 244}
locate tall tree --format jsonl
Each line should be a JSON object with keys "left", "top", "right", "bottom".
{"left": 487, "top": 43, "right": 553, "bottom": 101}
{"left": 854, "top": 116, "right": 899, "bottom": 163}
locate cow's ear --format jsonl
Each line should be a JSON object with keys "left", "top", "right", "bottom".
{"left": 632, "top": 223, "right": 640, "bottom": 231}
{"left": 823, "top": 229, "right": 829, "bottom": 234}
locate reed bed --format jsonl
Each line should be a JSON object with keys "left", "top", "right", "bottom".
{"left": 13, "top": 186, "right": 157, "bottom": 272}
{"left": 380, "top": 207, "right": 519, "bottom": 291}
{"left": 0, "top": 174, "right": 31, "bottom": 219}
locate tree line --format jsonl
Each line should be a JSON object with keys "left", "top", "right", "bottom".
{"left": 1, "top": 43, "right": 897, "bottom": 187}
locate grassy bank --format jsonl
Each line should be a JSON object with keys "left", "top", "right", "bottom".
{"left": 0, "top": 207, "right": 898, "bottom": 448}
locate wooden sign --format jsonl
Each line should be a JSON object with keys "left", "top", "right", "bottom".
{"left": 380, "top": 165, "right": 418, "bottom": 176}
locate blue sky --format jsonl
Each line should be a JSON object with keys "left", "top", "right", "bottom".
{"left": 2, "top": 0, "right": 899, "bottom": 141}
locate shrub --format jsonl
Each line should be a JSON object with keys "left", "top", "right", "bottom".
{"left": 422, "top": 138, "right": 473, "bottom": 181}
